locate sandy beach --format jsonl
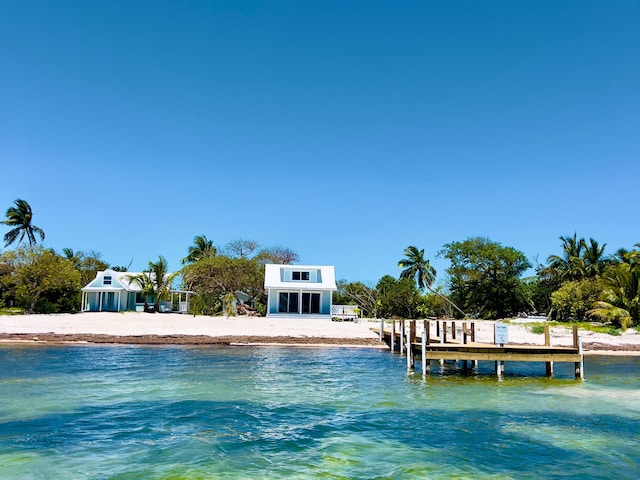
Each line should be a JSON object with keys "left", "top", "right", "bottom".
{"left": 0, "top": 312, "right": 639, "bottom": 354}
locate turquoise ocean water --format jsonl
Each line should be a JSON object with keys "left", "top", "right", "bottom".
{"left": 0, "top": 345, "right": 638, "bottom": 479}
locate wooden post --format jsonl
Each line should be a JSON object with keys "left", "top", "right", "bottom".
{"left": 443, "top": 322, "right": 447, "bottom": 343}
{"left": 451, "top": 321, "right": 456, "bottom": 340}
{"left": 573, "top": 325, "right": 582, "bottom": 379}
{"left": 390, "top": 320, "right": 396, "bottom": 352}
{"left": 463, "top": 322, "right": 468, "bottom": 345}
{"left": 471, "top": 322, "right": 475, "bottom": 342}
{"left": 544, "top": 323, "right": 553, "bottom": 376}
{"left": 578, "top": 335, "right": 585, "bottom": 380}
{"left": 439, "top": 324, "right": 445, "bottom": 366}
{"left": 410, "top": 320, "right": 416, "bottom": 344}
{"left": 399, "top": 319, "right": 405, "bottom": 355}
{"left": 544, "top": 323, "right": 551, "bottom": 346}
{"left": 423, "top": 320, "right": 430, "bottom": 345}
{"left": 421, "top": 330, "right": 429, "bottom": 375}
{"left": 379, "top": 318, "right": 384, "bottom": 341}
{"left": 436, "top": 320, "right": 440, "bottom": 339}
{"left": 406, "top": 330, "right": 414, "bottom": 370}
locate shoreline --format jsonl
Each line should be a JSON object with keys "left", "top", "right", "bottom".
{"left": 0, "top": 332, "right": 385, "bottom": 348}
{"left": 0, "top": 312, "right": 639, "bottom": 355}
{"left": 1, "top": 332, "right": 639, "bottom": 356}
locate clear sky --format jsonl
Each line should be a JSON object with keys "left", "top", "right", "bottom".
{"left": 1, "top": 1, "right": 638, "bottom": 285}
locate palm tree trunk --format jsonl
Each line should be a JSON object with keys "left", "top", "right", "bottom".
{"left": 426, "top": 285, "right": 466, "bottom": 317}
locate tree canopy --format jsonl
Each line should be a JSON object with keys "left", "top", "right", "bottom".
{"left": 0, "top": 247, "right": 81, "bottom": 313}
{"left": 440, "top": 237, "right": 531, "bottom": 319}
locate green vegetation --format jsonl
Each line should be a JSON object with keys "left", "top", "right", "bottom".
{"left": 0, "top": 198, "right": 637, "bottom": 329}
{"left": 439, "top": 237, "right": 531, "bottom": 320}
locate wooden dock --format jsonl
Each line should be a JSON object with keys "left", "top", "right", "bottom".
{"left": 373, "top": 319, "right": 584, "bottom": 379}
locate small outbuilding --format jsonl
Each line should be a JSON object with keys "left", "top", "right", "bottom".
{"left": 264, "top": 264, "right": 337, "bottom": 318}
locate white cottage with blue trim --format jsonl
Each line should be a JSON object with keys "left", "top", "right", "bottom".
{"left": 81, "top": 268, "right": 192, "bottom": 313}
{"left": 264, "top": 264, "right": 337, "bottom": 318}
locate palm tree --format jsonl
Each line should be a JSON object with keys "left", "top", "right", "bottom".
{"left": 126, "top": 271, "right": 155, "bottom": 312}
{"left": 398, "top": 245, "right": 466, "bottom": 317}
{"left": 62, "top": 248, "right": 83, "bottom": 269}
{"left": 588, "top": 260, "right": 639, "bottom": 329}
{"left": 546, "top": 233, "right": 586, "bottom": 281}
{"left": 127, "top": 256, "right": 178, "bottom": 312}
{"left": 582, "top": 238, "right": 609, "bottom": 277}
{"left": 148, "top": 255, "right": 178, "bottom": 311}
{"left": 182, "top": 235, "right": 216, "bottom": 264}
{"left": 2, "top": 199, "right": 45, "bottom": 247}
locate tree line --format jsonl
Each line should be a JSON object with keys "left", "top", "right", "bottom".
{"left": 1, "top": 198, "right": 638, "bottom": 329}
{"left": 334, "top": 236, "right": 639, "bottom": 330}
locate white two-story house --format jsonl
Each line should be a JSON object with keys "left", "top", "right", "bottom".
{"left": 264, "top": 264, "right": 337, "bottom": 318}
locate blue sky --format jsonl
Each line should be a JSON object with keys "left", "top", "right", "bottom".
{"left": 1, "top": 1, "right": 638, "bottom": 286}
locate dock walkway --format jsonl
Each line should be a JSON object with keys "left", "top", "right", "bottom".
{"left": 372, "top": 319, "right": 584, "bottom": 379}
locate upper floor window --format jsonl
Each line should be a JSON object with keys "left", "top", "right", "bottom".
{"left": 292, "top": 271, "right": 310, "bottom": 281}
{"left": 104, "top": 275, "right": 112, "bottom": 285}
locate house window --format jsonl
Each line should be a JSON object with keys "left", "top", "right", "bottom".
{"left": 292, "top": 271, "right": 310, "bottom": 281}
{"left": 279, "top": 292, "right": 299, "bottom": 313}
{"left": 104, "top": 276, "right": 112, "bottom": 285}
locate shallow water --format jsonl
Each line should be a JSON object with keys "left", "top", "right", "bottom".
{"left": 0, "top": 346, "right": 638, "bottom": 479}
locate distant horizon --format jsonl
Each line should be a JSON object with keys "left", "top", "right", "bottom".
{"left": 2, "top": 1, "right": 637, "bottom": 286}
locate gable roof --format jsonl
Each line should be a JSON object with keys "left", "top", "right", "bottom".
{"left": 81, "top": 268, "right": 178, "bottom": 292}
{"left": 264, "top": 264, "right": 337, "bottom": 290}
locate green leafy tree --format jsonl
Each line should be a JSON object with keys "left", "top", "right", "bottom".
{"left": 551, "top": 278, "right": 604, "bottom": 321}
{"left": 2, "top": 199, "right": 45, "bottom": 247}
{"left": 439, "top": 237, "right": 531, "bottom": 319}
{"left": 376, "top": 275, "right": 420, "bottom": 319}
{"left": 398, "top": 245, "right": 465, "bottom": 317}
{"left": 182, "top": 255, "right": 265, "bottom": 315}
{"left": 182, "top": 235, "right": 217, "bottom": 264}
{"left": 0, "top": 246, "right": 81, "bottom": 313}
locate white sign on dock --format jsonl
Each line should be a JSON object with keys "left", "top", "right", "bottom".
{"left": 495, "top": 322, "right": 509, "bottom": 345}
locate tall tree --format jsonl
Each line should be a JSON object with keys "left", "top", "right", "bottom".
{"left": 545, "top": 233, "right": 586, "bottom": 282}
{"left": 376, "top": 275, "right": 420, "bottom": 319}
{"left": 398, "top": 245, "right": 465, "bottom": 317}
{"left": 582, "top": 238, "right": 609, "bottom": 278}
{"left": 2, "top": 199, "right": 45, "bottom": 247}
{"left": 440, "top": 237, "right": 531, "bottom": 319}
{"left": 182, "top": 235, "right": 216, "bottom": 264}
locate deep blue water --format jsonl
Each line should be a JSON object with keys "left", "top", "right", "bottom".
{"left": 0, "top": 345, "right": 638, "bottom": 479}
